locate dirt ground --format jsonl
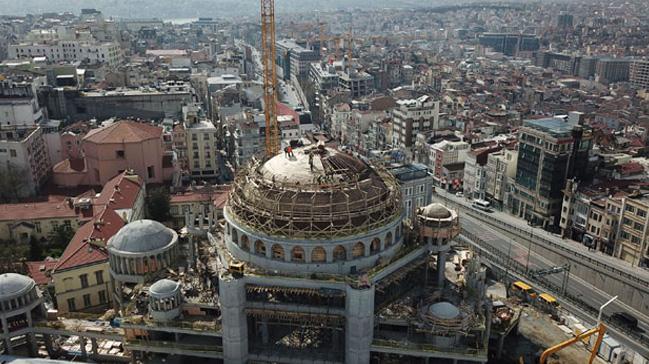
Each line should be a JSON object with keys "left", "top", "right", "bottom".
{"left": 518, "top": 308, "right": 606, "bottom": 364}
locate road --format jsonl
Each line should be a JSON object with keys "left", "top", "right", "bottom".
{"left": 432, "top": 190, "right": 649, "bottom": 358}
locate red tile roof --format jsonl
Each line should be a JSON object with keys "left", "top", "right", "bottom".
{"left": 53, "top": 207, "right": 124, "bottom": 272}
{"left": 84, "top": 120, "right": 163, "bottom": 144}
{"left": 25, "top": 259, "right": 58, "bottom": 286}
{"left": 0, "top": 199, "right": 79, "bottom": 222}
{"left": 52, "top": 158, "right": 86, "bottom": 173}
{"left": 94, "top": 172, "right": 144, "bottom": 211}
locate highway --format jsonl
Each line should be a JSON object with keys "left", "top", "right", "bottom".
{"left": 431, "top": 190, "right": 649, "bottom": 358}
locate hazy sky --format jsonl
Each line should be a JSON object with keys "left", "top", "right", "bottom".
{"left": 0, "top": 0, "right": 450, "bottom": 18}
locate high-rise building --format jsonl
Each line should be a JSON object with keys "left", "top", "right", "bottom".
{"left": 630, "top": 59, "right": 649, "bottom": 89}
{"left": 596, "top": 58, "right": 631, "bottom": 84}
{"left": 511, "top": 117, "right": 593, "bottom": 228}
{"left": 392, "top": 95, "right": 440, "bottom": 149}
{"left": 557, "top": 12, "right": 574, "bottom": 29}
{"left": 477, "top": 33, "right": 540, "bottom": 56}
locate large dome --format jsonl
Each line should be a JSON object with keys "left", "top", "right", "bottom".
{"left": 227, "top": 146, "right": 402, "bottom": 239}
{"left": 0, "top": 273, "right": 35, "bottom": 298}
{"left": 109, "top": 219, "right": 176, "bottom": 254}
{"left": 429, "top": 302, "right": 460, "bottom": 319}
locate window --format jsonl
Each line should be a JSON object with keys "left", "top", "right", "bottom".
{"left": 98, "top": 290, "right": 107, "bottom": 304}
{"left": 34, "top": 222, "right": 41, "bottom": 233}
{"left": 95, "top": 271, "right": 104, "bottom": 284}
{"left": 116, "top": 150, "right": 125, "bottom": 158}
{"left": 80, "top": 274, "right": 89, "bottom": 288}
{"left": 634, "top": 222, "right": 644, "bottom": 231}
{"left": 83, "top": 294, "right": 91, "bottom": 308}
{"left": 631, "top": 235, "right": 641, "bottom": 244}
{"left": 147, "top": 166, "right": 155, "bottom": 179}
{"left": 637, "top": 209, "right": 647, "bottom": 218}
{"left": 623, "top": 217, "right": 632, "bottom": 226}
{"left": 9, "top": 149, "right": 16, "bottom": 157}
{"left": 67, "top": 298, "right": 76, "bottom": 312}
{"left": 625, "top": 205, "right": 636, "bottom": 213}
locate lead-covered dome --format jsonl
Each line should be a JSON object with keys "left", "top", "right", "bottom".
{"left": 149, "top": 279, "right": 180, "bottom": 299}
{"left": 109, "top": 219, "right": 176, "bottom": 254}
{"left": 0, "top": 273, "right": 35, "bottom": 299}
{"left": 419, "top": 203, "right": 452, "bottom": 219}
{"left": 227, "top": 146, "right": 402, "bottom": 240}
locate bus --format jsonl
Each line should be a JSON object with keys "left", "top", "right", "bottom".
{"left": 509, "top": 281, "right": 537, "bottom": 302}
{"left": 472, "top": 199, "right": 492, "bottom": 212}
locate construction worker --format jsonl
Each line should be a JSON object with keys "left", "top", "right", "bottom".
{"left": 287, "top": 146, "right": 294, "bottom": 158}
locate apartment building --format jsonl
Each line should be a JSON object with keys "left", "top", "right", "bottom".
{"left": 392, "top": 95, "right": 440, "bottom": 149}
{"left": 614, "top": 193, "right": 649, "bottom": 267}
{"left": 0, "top": 127, "right": 51, "bottom": 197}
{"left": 630, "top": 59, "right": 649, "bottom": 89}
{"left": 387, "top": 163, "right": 434, "bottom": 221}
{"left": 485, "top": 147, "right": 518, "bottom": 210}
{"left": 511, "top": 117, "right": 593, "bottom": 228}
{"left": 9, "top": 41, "right": 122, "bottom": 67}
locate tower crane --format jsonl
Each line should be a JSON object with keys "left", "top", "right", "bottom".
{"left": 261, "top": 0, "right": 280, "bottom": 156}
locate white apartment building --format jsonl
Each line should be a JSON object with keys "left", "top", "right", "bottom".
{"left": 428, "top": 140, "right": 469, "bottom": 179}
{"left": 392, "top": 95, "right": 441, "bottom": 149}
{"left": 0, "top": 127, "right": 51, "bottom": 197}
{"left": 183, "top": 105, "right": 222, "bottom": 180}
{"left": 484, "top": 148, "right": 518, "bottom": 210}
{"left": 8, "top": 41, "right": 122, "bottom": 67}
{"left": 630, "top": 59, "right": 649, "bottom": 90}
{"left": 0, "top": 76, "right": 47, "bottom": 129}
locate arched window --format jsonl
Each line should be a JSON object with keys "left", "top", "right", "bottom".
{"left": 385, "top": 232, "right": 393, "bottom": 247}
{"left": 371, "top": 238, "right": 381, "bottom": 254}
{"left": 226, "top": 223, "right": 230, "bottom": 235}
{"left": 255, "top": 240, "right": 266, "bottom": 255}
{"left": 272, "top": 244, "right": 285, "bottom": 260}
{"left": 232, "top": 229, "right": 239, "bottom": 245}
{"left": 291, "top": 246, "right": 305, "bottom": 262}
{"left": 311, "top": 247, "right": 326, "bottom": 263}
{"left": 333, "top": 245, "right": 346, "bottom": 262}
{"left": 240, "top": 235, "right": 250, "bottom": 251}
{"left": 352, "top": 242, "right": 365, "bottom": 258}
{"left": 396, "top": 224, "right": 401, "bottom": 239}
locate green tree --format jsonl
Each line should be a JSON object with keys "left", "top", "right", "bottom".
{"left": 0, "top": 162, "right": 28, "bottom": 203}
{"left": 29, "top": 236, "right": 43, "bottom": 261}
{"left": 147, "top": 187, "right": 171, "bottom": 222}
{"left": 49, "top": 225, "right": 75, "bottom": 252}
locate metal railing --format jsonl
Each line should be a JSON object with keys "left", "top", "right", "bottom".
{"left": 458, "top": 232, "right": 649, "bottom": 349}
{"left": 436, "top": 193, "right": 649, "bottom": 290}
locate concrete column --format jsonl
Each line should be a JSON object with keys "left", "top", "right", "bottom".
{"left": 261, "top": 318, "right": 269, "bottom": 345}
{"left": 44, "top": 334, "right": 54, "bottom": 355}
{"left": 219, "top": 276, "right": 248, "bottom": 364}
{"left": 345, "top": 284, "right": 375, "bottom": 364}
{"left": 437, "top": 250, "right": 447, "bottom": 288}
{"left": 79, "top": 336, "right": 87, "bottom": 358}
{"left": 3, "top": 338, "right": 12, "bottom": 355}
{"left": 91, "top": 338, "right": 98, "bottom": 355}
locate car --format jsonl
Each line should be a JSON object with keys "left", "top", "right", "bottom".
{"left": 455, "top": 191, "right": 464, "bottom": 197}
{"left": 610, "top": 312, "right": 638, "bottom": 330}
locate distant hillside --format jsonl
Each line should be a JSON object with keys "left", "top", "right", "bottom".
{"left": 0, "top": 0, "right": 453, "bottom": 18}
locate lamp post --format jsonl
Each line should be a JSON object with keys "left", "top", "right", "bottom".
{"left": 589, "top": 295, "right": 618, "bottom": 364}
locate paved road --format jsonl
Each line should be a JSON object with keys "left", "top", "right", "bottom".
{"left": 431, "top": 191, "right": 649, "bottom": 357}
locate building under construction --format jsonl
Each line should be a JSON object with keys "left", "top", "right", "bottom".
{"left": 0, "top": 145, "right": 492, "bottom": 364}
{"left": 216, "top": 144, "right": 492, "bottom": 363}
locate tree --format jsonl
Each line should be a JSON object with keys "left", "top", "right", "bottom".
{"left": 29, "top": 236, "right": 43, "bottom": 261}
{"left": 49, "top": 225, "right": 75, "bottom": 253}
{"left": 0, "top": 162, "right": 29, "bottom": 203}
{"left": 147, "top": 187, "right": 171, "bottom": 222}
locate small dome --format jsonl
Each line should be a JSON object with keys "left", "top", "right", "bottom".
{"left": 0, "top": 273, "right": 35, "bottom": 298}
{"left": 419, "top": 203, "right": 452, "bottom": 219}
{"left": 109, "top": 220, "right": 175, "bottom": 254}
{"left": 429, "top": 301, "right": 460, "bottom": 319}
{"left": 149, "top": 279, "right": 180, "bottom": 298}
